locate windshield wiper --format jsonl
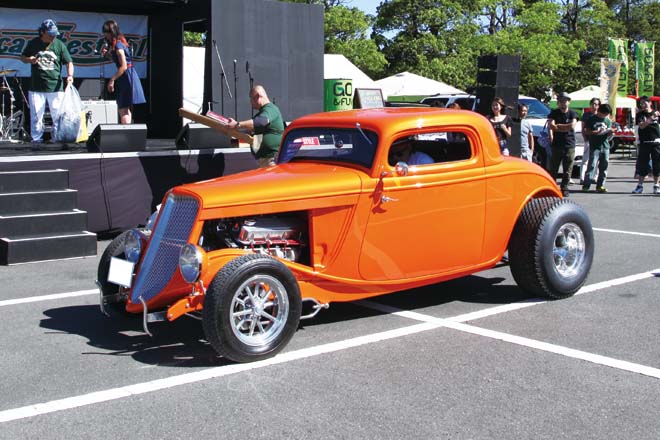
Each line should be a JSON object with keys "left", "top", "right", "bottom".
{"left": 355, "top": 122, "right": 372, "bottom": 146}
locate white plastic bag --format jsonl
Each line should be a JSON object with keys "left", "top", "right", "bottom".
{"left": 54, "top": 85, "right": 83, "bottom": 143}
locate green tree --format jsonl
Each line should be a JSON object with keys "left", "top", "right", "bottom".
{"left": 629, "top": 0, "right": 660, "bottom": 95}
{"left": 183, "top": 31, "right": 205, "bottom": 47}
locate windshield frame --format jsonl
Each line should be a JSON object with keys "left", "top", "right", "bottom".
{"left": 278, "top": 127, "right": 379, "bottom": 170}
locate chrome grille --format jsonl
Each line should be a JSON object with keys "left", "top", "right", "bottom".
{"left": 130, "top": 194, "right": 199, "bottom": 304}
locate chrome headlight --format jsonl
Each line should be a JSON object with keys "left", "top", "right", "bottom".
{"left": 179, "top": 244, "right": 204, "bottom": 284}
{"left": 124, "top": 229, "right": 145, "bottom": 263}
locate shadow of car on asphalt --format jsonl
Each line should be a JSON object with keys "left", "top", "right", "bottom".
{"left": 40, "top": 305, "right": 230, "bottom": 368}
{"left": 39, "top": 272, "right": 531, "bottom": 367}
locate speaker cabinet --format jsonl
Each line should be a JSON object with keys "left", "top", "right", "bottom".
{"left": 81, "top": 100, "right": 118, "bottom": 134}
{"left": 475, "top": 55, "right": 521, "bottom": 118}
{"left": 175, "top": 123, "right": 233, "bottom": 149}
{"left": 87, "top": 123, "right": 147, "bottom": 152}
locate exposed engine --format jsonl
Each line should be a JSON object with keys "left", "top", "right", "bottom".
{"left": 200, "top": 213, "right": 308, "bottom": 263}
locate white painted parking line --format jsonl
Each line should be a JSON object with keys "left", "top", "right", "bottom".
{"left": 1, "top": 269, "right": 658, "bottom": 423}
{"left": 446, "top": 269, "right": 660, "bottom": 323}
{"left": 359, "top": 300, "right": 660, "bottom": 380}
{"left": 0, "top": 322, "right": 439, "bottom": 423}
{"left": 594, "top": 227, "right": 660, "bottom": 239}
{"left": 0, "top": 289, "right": 98, "bottom": 307}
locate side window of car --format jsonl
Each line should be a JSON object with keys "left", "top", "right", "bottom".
{"left": 454, "top": 98, "right": 475, "bottom": 110}
{"left": 388, "top": 136, "right": 433, "bottom": 166}
{"left": 406, "top": 132, "right": 472, "bottom": 164}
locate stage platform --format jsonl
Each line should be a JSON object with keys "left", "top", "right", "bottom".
{"left": 0, "top": 139, "right": 258, "bottom": 234}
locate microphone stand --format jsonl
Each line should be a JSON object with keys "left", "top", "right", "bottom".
{"left": 246, "top": 61, "right": 254, "bottom": 117}
{"left": 212, "top": 40, "right": 232, "bottom": 115}
{"left": 13, "top": 75, "right": 29, "bottom": 142}
{"left": 233, "top": 59, "right": 238, "bottom": 120}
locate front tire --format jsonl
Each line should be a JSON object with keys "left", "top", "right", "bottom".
{"left": 97, "top": 230, "right": 132, "bottom": 312}
{"left": 508, "top": 197, "right": 594, "bottom": 299}
{"left": 202, "top": 254, "right": 302, "bottom": 363}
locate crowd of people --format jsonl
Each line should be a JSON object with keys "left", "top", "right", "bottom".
{"left": 18, "top": 17, "right": 660, "bottom": 186}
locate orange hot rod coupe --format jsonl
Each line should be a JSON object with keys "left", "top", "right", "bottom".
{"left": 97, "top": 107, "right": 594, "bottom": 363}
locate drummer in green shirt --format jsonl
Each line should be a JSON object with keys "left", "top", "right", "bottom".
{"left": 229, "top": 85, "right": 285, "bottom": 167}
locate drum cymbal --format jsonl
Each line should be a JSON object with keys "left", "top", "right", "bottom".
{"left": 0, "top": 69, "right": 18, "bottom": 75}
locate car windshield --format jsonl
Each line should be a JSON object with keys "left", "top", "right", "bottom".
{"left": 520, "top": 98, "right": 550, "bottom": 119}
{"left": 278, "top": 127, "right": 378, "bottom": 169}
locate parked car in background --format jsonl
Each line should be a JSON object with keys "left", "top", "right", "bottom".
{"left": 420, "top": 94, "right": 584, "bottom": 174}
{"left": 420, "top": 93, "right": 550, "bottom": 137}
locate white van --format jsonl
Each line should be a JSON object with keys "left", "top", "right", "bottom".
{"left": 420, "top": 93, "right": 549, "bottom": 136}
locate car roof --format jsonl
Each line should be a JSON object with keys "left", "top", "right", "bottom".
{"left": 288, "top": 107, "right": 492, "bottom": 138}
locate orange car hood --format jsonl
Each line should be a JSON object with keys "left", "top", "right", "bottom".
{"left": 178, "top": 162, "right": 364, "bottom": 209}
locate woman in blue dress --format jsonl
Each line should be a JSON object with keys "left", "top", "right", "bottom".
{"left": 101, "top": 20, "right": 145, "bottom": 124}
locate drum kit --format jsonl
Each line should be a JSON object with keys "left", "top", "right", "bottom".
{"left": 0, "top": 68, "right": 29, "bottom": 142}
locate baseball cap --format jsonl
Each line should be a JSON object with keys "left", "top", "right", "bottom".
{"left": 639, "top": 95, "right": 650, "bottom": 103}
{"left": 557, "top": 92, "right": 571, "bottom": 101}
{"left": 39, "top": 19, "right": 60, "bottom": 37}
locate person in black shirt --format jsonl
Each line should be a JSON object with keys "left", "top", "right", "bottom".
{"left": 632, "top": 96, "right": 660, "bottom": 194}
{"left": 488, "top": 97, "right": 512, "bottom": 156}
{"left": 548, "top": 92, "right": 579, "bottom": 196}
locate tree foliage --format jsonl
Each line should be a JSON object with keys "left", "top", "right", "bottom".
{"left": 282, "top": 0, "right": 660, "bottom": 98}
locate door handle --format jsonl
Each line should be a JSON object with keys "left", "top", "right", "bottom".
{"left": 381, "top": 195, "right": 399, "bottom": 203}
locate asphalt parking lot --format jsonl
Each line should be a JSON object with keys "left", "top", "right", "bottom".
{"left": 1, "top": 157, "right": 658, "bottom": 439}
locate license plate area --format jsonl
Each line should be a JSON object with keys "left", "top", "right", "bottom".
{"left": 108, "top": 257, "right": 135, "bottom": 288}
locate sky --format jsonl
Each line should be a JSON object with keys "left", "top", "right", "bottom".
{"left": 351, "top": 0, "right": 381, "bottom": 15}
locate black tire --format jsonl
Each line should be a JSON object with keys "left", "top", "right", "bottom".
{"left": 508, "top": 197, "right": 594, "bottom": 299}
{"left": 97, "top": 230, "right": 132, "bottom": 312}
{"left": 202, "top": 254, "right": 302, "bottom": 363}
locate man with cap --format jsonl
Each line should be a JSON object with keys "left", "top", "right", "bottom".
{"left": 20, "top": 19, "right": 74, "bottom": 143}
{"left": 548, "top": 92, "right": 579, "bottom": 196}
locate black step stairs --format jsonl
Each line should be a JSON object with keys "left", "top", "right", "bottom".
{"left": 0, "top": 170, "right": 97, "bottom": 265}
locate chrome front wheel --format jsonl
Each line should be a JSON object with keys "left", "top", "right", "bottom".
{"left": 230, "top": 274, "right": 290, "bottom": 347}
{"left": 203, "top": 254, "right": 301, "bottom": 363}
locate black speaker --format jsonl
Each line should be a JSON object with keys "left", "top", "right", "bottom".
{"left": 175, "top": 123, "right": 233, "bottom": 149}
{"left": 475, "top": 55, "right": 521, "bottom": 118}
{"left": 87, "top": 124, "right": 147, "bottom": 152}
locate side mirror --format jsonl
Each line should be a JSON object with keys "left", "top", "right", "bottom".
{"left": 380, "top": 162, "right": 409, "bottom": 178}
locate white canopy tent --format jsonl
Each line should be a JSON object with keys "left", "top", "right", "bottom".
{"left": 375, "top": 72, "right": 465, "bottom": 102}
{"left": 324, "top": 54, "right": 380, "bottom": 92}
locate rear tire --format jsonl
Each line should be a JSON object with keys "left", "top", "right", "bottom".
{"left": 202, "top": 254, "right": 302, "bottom": 363}
{"left": 509, "top": 197, "right": 594, "bottom": 299}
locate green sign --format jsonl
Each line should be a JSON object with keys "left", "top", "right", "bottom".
{"left": 324, "top": 79, "right": 353, "bottom": 111}
{"left": 608, "top": 38, "right": 628, "bottom": 97}
{"left": 636, "top": 42, "right": 655, "bottom": 97}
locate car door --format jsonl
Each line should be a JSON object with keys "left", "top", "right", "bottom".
{"left": 358, "top": 130, "right": 486, "bottom": 281}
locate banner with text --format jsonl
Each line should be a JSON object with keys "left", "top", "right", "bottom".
{"left": 636, "top": 41, "right": 655, "bottom": 97}
{"left": 608, "top": 38, "right": 628, "bottom": 97}
{"left": 0, "top": 8, "right": 148, "bottom": 78}
{"left": 600, "top": 58, "right": 621, "bottom": 110}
